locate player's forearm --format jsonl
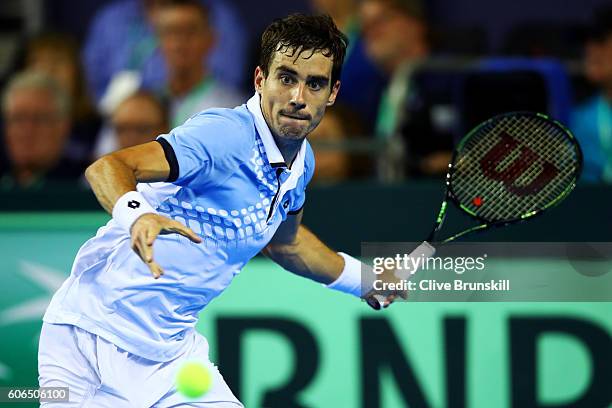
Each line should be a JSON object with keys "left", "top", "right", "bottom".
{"left": 85, "top": 155, "right": 139, "bottom": 214}
{"left": 263, "top": 225, "right": 344, "bottom": 284}
{"left": 85, "top": 142, "right": 171, "bottom": 214}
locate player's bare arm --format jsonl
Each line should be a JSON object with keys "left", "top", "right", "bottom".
{"left": 263, "top": 211, "right": 404, "bottom": 309}
{"left": 262, "top": 211, "right": 344, "bottom": 284}
{"left": 85, "top": 141, "right": 170, "bottom": 211}
{"left": 85, "top": 141, "right": 201, "bottom": 278}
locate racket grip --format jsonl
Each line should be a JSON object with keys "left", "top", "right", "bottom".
{"left": 394, "top": 241, "right": 436, "bottom": 280}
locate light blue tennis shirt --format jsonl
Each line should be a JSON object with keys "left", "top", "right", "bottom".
{"left": 44, "top": 93, "right": 315, "bottom": 362}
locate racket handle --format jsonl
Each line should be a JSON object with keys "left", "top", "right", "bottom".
{"left": 394, "top": 241, "right": 436, "bottom": 280}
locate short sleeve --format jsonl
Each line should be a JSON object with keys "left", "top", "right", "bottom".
{"left": 288, "top": 141, "right": 315, "bottom": 214}
{"left": 303, "top": 141, "right": 316, "bottom": 185}
{"left": 156, "top": 110, "right": 252, "bottom": 189}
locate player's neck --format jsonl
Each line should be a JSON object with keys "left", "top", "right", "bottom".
{"left": 169, "top": 69, "right": 206, "bottom": 98}
{"left": 272, "top": 135, "right": 303, "bottom": 168}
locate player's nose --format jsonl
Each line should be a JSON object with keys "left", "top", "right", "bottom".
{"left": 289, "top": 83, "right": 306, "bottom": 110}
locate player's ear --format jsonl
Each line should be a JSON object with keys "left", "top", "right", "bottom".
{"left": 326, "top": 80, "right": 341, "bottom": 106}
{"left": 254, "top": 66, "right": 265, "bottom": 94}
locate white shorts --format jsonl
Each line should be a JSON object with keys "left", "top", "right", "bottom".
{"left": 38, "top": 322, "right": 243, "bottom": 407}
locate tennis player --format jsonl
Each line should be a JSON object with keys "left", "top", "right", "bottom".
{"left": 38, "top": 13, "right": 399, "bottom": 407}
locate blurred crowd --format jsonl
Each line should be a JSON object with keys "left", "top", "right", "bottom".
{"left": 0, "top": 0, "right": 611, "bottom": 190}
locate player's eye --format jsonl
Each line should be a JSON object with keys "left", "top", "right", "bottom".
{"left": 307, "top": 80, "right": 323, "bottom": 91}
{"left": 279, "top": 75, "right": 294, "bottom": 85}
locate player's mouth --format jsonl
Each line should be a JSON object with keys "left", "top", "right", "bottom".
{"left": 280, "top": 112, "right": 310, "bottom": 121}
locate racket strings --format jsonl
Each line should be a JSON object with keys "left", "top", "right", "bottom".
{"left": 458, "top": 133, "right": 573, "bottom": 220}
{"left": 502, "top": 119, "right": 576, "bottom": 214}
{"left": 459, "top": 116, "right": 577, "bottom": 219}
{"left": 503, "top": 117, "right": 575, "bottom": 185}
{"left": 478, "top": 117, "right": 575, "bottom": 209}
{"left": 452, "top": 114, "right": 579, "bottom": 222}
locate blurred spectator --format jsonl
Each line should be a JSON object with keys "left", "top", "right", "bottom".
{"left": 571, "top": 7, "right": 612, "bottom": 183}
{"left": 360, "top": 0, "right": 452, "bottom": 179}
{"left": 1, "top": 71, "right": 86, "bottom": 189}
{"left": 310, "top": 0, "right": 386, "bottom": 131}
{"left": 25, "top": 32, "right": 101, "bottom": 161}
{"left": 94, "top": 91, "right": 168, "bottom": 157}
{"left": 155, "top": 0, "right": 243, "bottom": 127}
{"left": 83, "top": 0, "right": 246, "bottom": 103}
{"left": 309, "top": 104, "right": 371, "bottom": 184}
{"left": 113, "top": 91, "right": 169, "bottom": 150}
{"left": 361, "top": 0, "right": 428, "bottom": 135}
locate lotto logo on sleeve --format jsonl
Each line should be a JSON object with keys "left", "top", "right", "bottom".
{"left": 128, "top": 200, "right": 141, "bottom": 209}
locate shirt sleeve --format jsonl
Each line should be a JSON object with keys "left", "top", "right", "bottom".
{"left": 303, "top": 140, "right": 316, "bottom": 185}
{"left": 288, "top": 141, "right": 315, "bottom": 214}
{"left": 156, "top": 110, "right": 250, "bottom": 189}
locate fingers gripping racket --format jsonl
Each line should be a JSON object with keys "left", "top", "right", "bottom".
{"left": 396, "top": 111, "right": 583, "bottom": 278}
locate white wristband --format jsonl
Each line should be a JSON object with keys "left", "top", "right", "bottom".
{"left": 325, "top": 252, "right": 369, "bottom": 298}
{"left": 112, "top": 191, "right": 157, "bottom": 233}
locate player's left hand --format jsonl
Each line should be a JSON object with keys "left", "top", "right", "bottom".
{"left": 130, "top": 213, "right": 202, "bottom": 278}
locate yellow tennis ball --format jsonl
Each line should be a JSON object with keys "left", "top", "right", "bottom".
{"left": 176, "top": 361, "right": 212, "bottom": 399}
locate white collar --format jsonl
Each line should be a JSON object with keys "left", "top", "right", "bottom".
{"left": 246, "top": 92, "right": 306, "bottom": 171}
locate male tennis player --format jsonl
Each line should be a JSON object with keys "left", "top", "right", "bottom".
{"left": 38, "top": 13, "right": 400, "bottom": 407}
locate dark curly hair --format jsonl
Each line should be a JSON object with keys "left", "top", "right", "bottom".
{"left": 259, "top": 14, "right": 349, "bottom": 88}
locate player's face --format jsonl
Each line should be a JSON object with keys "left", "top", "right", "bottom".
{"left": 254, "top": 48, "right": 340, "bottom": 140}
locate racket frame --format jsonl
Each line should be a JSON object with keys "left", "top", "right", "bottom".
{"left": 428, "top": 111, "right": 583, "bottom": 244}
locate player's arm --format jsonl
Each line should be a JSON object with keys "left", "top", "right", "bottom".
{"left": 262, "top": 210, "right": 344, "bottom": 284}
{"left": 85, "top": 141, "right": 201, "bottom": 278}
{"left": 85, "top": 141, "right": 170, "bottom": 212}
{"left": 262, "top": 211, "right": 400, "bottom": 309}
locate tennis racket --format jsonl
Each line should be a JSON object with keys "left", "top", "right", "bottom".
{"left": 367, "top": 111, "right": 582, "bottom": 308}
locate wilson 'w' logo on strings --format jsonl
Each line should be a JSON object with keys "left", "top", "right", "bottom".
{"left": 479, "top": 132, "right": 559, "bottom": 196}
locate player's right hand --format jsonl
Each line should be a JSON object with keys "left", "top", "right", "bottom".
{"left": 362, "top": 267, "right": 409, "bottom": 311}
{"left": 130, "top": 213, "right": 202, "bottom": 279}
